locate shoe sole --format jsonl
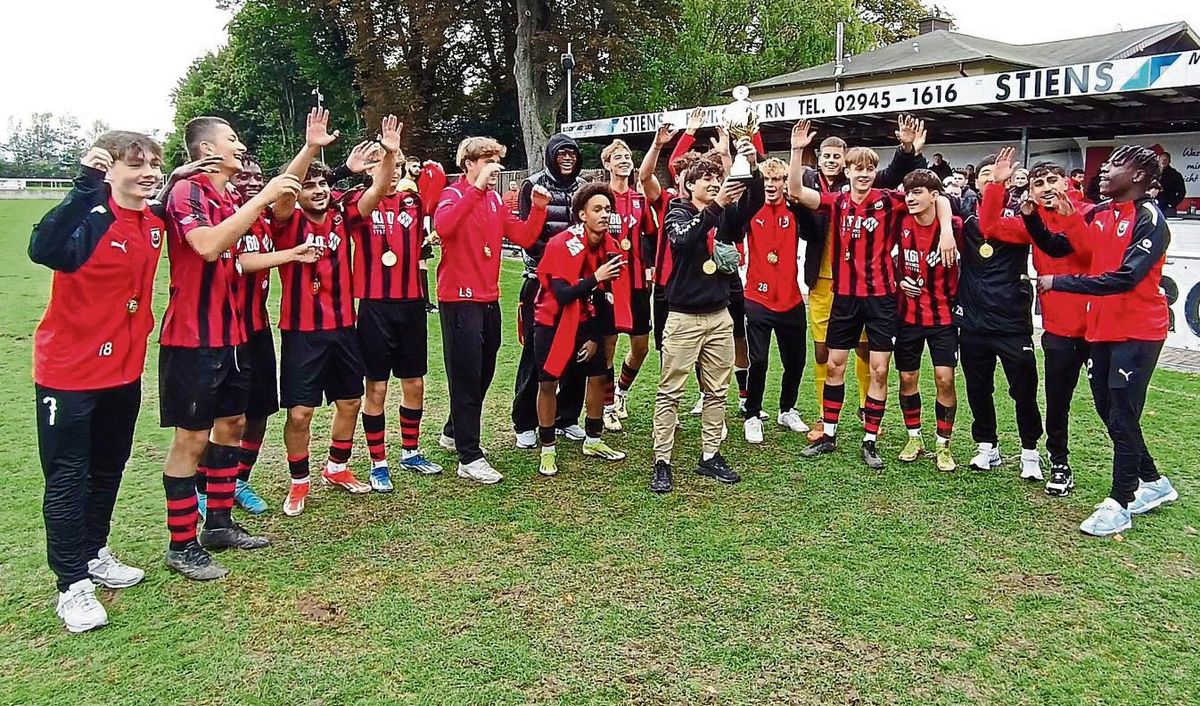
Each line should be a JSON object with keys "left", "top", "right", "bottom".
{"left": 371, "top": 484, "right": 395, "bottom": 493}
{"left": 649, "top": 485, "right": 672, "bottom": 494}
{"left": 1044, "top": 484, "right": 1074, "bottom": 497}
{"left": 321, "top": 477, "right": 371, "bottom": 494}
{"left": 556, "top": 432, "right": 586, "bottom": 442}
{"left": 283, "top": 505, "right": 304, "bottom": 517}
{"left": 1129, "top": 489, "right": 1179, "bottom": 516}
{"left": 1020, "top": 471, "right": 1045, "bottom": 481}
{"left": 88, "top": 573, "right": 144, "bottom": 590}
{"left": 456, "top": 468, "right": 502, "bottom": 485}
{"left": 60, "top": 613, "right": 108, "bottom": 633}
{"left": 696, "top": 469, "right": 740, "bottom": 484}
{"left": 898, "top": 451, "right": 924, "bottom": 462}
{"left": 1080, "top": 519, "right": 1132, "bottom": 537}
{"left": 801, "top": 446, "right": 836, "bottom": 458}
{"left": 969, "top": 459, "right": 1003, "bottom": 472}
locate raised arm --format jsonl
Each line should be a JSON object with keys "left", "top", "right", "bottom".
{"left": 28, "top": 153, "right": 109, "bottom": 272}
{"left": 433, "top": 184, "right": 482, "bottom": 241}
{"left": 666, "top": 107, "right": 703, "bottom": 182}
{"left": 272, "top": 107, "right": 341, "bottom": 222}
{"left": 876, "top": 115, "right": 929, "bottom": 188}
{"left": 788, "top": 120, "right": 819, "bottom": 210}
{"left": 504, "top": 184, "right": 550, "bottom": 249}
{"left": 1048, "top": 202, "right": 1168, "bottom": 295}
{"left": 639, "top": 123, "right": 677, "bottom": 204}
{"left": 352, "top": 115, "right": 402, "bottom": 219}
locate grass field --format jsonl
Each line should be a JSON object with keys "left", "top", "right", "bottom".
{"left": 0, "top": 198, "right": 1198, "bottom": 706}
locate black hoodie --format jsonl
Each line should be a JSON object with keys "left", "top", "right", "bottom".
{"left": 663, "top": 172, "right": 765, "bottom": 314}
{"left": 518, "top": 133, "right": 586, "bottom": 270}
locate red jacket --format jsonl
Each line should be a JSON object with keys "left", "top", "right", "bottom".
{"left": 433, "top": 177, "right": 546, "bottom": 303}
{"left": 979, "top": 181, "right": 1092, "bottom": 338}
{"left": 1029, "top": 198, "right": 1170, "bottom": 342}
{"left": 29, "top": 168, "right": 165, "bottom": 390}
{"left": 744, "top": 198, "right": 805, "bottom": 312}
{"left": 417, "top": 162, "right": 447, "bottom": 220}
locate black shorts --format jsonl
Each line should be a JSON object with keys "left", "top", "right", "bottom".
{"left": 895, "top": 324, "right": 958, "bottom": 372}
{"left": 159, "top": 345, "right": 251, "bottom": 430}
{"left": 728, "top": 286, "right": 747, "bottom": 340}
{"left": 533, "top": 324, "right": 606, "bottom": 382}
{"left": 594, "top": 288, "right": 654, "bottom": 338}
{"left": 280, "top": 328, "right": 366, "bottom": 408}
{"left": 826, "top": 294, "right": 898, "bottom": 352}
{"left": 245, "top": 328, "right": 279, "bottom": 420}
{"left": 653, "top": 285, "right": 670, "bottom": 351}
{"left": 357, "top": 298, "right": 428, "bottom": 381}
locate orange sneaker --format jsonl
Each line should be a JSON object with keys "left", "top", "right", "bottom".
{"left": 807, "top": 421, "right": 826, "bottom": 443}
{"left": 321, "top": 467, "right": 371, "bottom": 494}
{"left": 283, "top": 482, "right": 310, "bottom": 517}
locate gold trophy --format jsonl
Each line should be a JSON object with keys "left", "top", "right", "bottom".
{"left": 723, "top": 85, "right": 759, "bottom": 181}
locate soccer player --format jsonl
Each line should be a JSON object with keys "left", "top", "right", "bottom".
{"left": 434, "top": 137, "right": 550, "bottom": 484}
{"left": 599, "top": 139, "right": 655, "bottom": 432}
{"left": 1028, "top": 145, "right": 1177, "bottom": 536}
{"left": 741, "top": 157, "right": 810, "bottom": 444}
{"left": 344, "top": 135, "right": 444, "bottom": 494}
{"left": 160, "top": 117, "right": 297, "bottom": 579}
{"left": 790, "top": 118, "right": 927, "bottom": 440}
{"left": 30, "top": 133, "right": 166, "bottom": 631}
{"left": 534, "top": 184, "right": 631, "bottom": 475}
{"left": 650, "top": 141, "right": 763, "bottom": 494}
{"left": 512, "top": 133, "right": 588, "bottom": 449}
{"left": 893, "top": 169, "right": 962, "bottom": 472}
{"left": 792, "top": 119, "right": 957, "bottom": 470}
{"left": 953, "top": 155, "right": 1046, "bottom": 479}
{"left": 270, "top": 110, "right": 387, "bottom": 516}
{"left": 979, "top": 148, "right": 1093, "bottom": 495}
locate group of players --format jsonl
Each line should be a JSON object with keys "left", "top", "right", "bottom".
{"left": 30, "top": 104, "right": 1179, "bottom": 633}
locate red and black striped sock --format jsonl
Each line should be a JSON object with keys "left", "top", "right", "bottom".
{"left": 363, "top": 412, "right": 387, "bottom": 463}
{"left": 288, "top": 453, "right": 310, "bottom": 482}
{"left": 603, "top": 368, "right": 616, "bottom": 407}
{"left": 822, "top": 383, "right": 845, "bottom": 437}
{"left": 237, "top": 438, "right": 262, "bottom": 482}
{"left": 164, "top": 474, "right": 198, "bottom": 551}
{"left": 204, "top": 444, "right": 239, "bottom": 528}
{"left": 900, "top": 393, "right": 922, "bottom": 435}
{"left": 195, "top": 442, "right": 213, "bottom": 496}
{"left": 735, "top": 368, "right": 748, "bottom": 398}
{"left": 618, "top": 362, "right": 640, "bottom": 392}
{"left": 863, "top": 395, "right": 886, "bottom": 441}
{"left": 399, "top": 406, "right": 422, "bottom": 451}
{"left": 935, "top": 402, "right": 956, "bottom": 443}
{"left": 328, "top": 437, "right": 353, "bottom": 467}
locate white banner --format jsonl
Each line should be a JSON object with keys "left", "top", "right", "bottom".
{"left": 564, "top": 50, "right": 1200, "bottom": 139}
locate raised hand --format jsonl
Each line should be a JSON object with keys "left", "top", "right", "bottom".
{"left": 790, "top": 120, "right": 816, "bottom": 151}
{"left": 305, "top": 107, "right": 340, "bottom": 148}
{"left": 80, "top": 147, "right": 114, "bottom": 172}
{"left": 595, "top": 255, "right": 623, "bottom": 283}
{"left": 171, "top": 155, "right": 223, "bottom": 180}
{"left": 379, "top": 115, "right": 403, "bottom": 155}
{"left": 263, "top": 173, "right": 302, "bottom": 201}
{"left": 992, "top": 146, "right": 1016, "bottom": 184}
{"left": 911, "top": 117, "right": 928, "bottom": 154}
{"left": 714, "top": 179, "right": 746, "bottom": 208}
{"left": 654, "top": 123, "right": 679, "bottom": 148}
{"left": 709, "top": 126, "right": 731, "bottom": 156}
{"left": 1050, "top": 191, "right": 1076, "bottom": 216}
{"left": 530, "top": 184, "right": 552, "bottom": 209}
{"left": 473, "top": 161, "right": 504, "bottom": 190}
{"left": 345, "top": 141, "right": 379, "bottom": 174}
{"left": 895, "top": 115, "right": 924, "bottom": 152}
{"left": 685, "top": 106, "right": 705, "bottom": 134}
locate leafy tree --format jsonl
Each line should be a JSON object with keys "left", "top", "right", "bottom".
{"left": 1, "top": 113, "right": 86, "bottom": 178}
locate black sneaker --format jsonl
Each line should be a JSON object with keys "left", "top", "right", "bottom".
{"left": 1044, "top": 463, "right": 1076, "bottom": 497}
{"left": 696, "top": 453, "right": 741, "bottom": 484}
{"left": 165, "top": 540, "right": 229, "bottom": 581}
{"left": 861, "top": 440, "right": 884, "bottom": 470}
{"left": 801, "top": 434, "right": 837, "bottom": 457}
{"left": 649, "top": 461, "right": 673, "bottom": 494}
{"left": 199, "top": 522, "right": 271, "bottom": 551}
{"left": 426, "top": 303, "right": 439, "bottom": 314}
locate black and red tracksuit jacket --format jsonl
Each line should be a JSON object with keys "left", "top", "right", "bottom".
{"left": 744, "top": 198, "right": 807, "bottom": 313}
{"left": 29, "top": 167, "right": 165, "bottom": 390}
{"left": 1025, "top": 197, "right": 1170, "bottom": 343}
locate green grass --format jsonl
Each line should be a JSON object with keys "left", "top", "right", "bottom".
{"left": 1, "top": 198, "right": 1198, "bottom": 705}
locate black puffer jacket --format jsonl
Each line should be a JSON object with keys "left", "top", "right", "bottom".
{"left": 518, "top": 133, "right": 585, "bottom": 271}
{"left": 953, "top": 200, "right": 1034, "bottom": 336}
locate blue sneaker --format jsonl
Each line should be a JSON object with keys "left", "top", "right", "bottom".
{"left": 1079, "top": 498, "right": 1132, "bottom": 537}
{"left": 400, "top": 452, "right": 443, "bottom": 475}
{"left": 370, "top": 465, "right": 394, "bottom": 493}
{"left": 234, "top": 479, "right": 269, "bottom": 514}
{"left": 1128, "top": 477, "right": 1178, "bottom": 516}
{"left": 196, "top": 491, "right": 208, "bottom": 520}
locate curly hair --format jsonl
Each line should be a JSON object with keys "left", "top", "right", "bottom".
{"left": 1108, "top": 145, "right": 1163, "bottom": 184}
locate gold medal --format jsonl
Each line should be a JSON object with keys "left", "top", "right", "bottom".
{"left": 767, "top": 250, "right": 779, "bottom": 264}
{"left": 702, "top": 259, "right": 717, "bottom": 275}
{"left": 620, "top": 238, "right": 632, "bottom": 251}
{"left": 126, "top": 298, "right": 139, "bottom": 315}
{"left": 483, "top": 244, "right": 493, "bottom": 258}
{"left": 979, "top": 242, "right": 994, "bottom": 259}
{"left": 381, "top": 250, "right": 398, "bottom": 267}
{"left": 311, "top": 278, "right": 322, "bottom": 294}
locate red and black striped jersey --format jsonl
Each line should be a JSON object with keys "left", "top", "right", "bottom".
{"left": 611, "top": 187, "right": 654, "bottom": 290}
{"left": 235, "top": 214, "right": 273, "bottom": 334}
{"left": 272, "top": 209, "right": 356, "bottom": 332}
{"left": 345, "top": 189, "right": 426, "bottom": 301}
{"left": 161, "top": 175, "right": 247, "bottom": 348}
{"left": 652, "top": 188, "right": 677, "bottom": 287}
{"left": 897, "top": 214, "right": 961, "bottom": 327}
{"left": 818, "top": 188, "right": 907, "bottom": 297}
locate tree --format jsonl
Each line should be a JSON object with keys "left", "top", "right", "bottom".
{"left": 856, "top": 0, "right": 951, "bottom": 46}
{"left": 1, "top": 113, "right": 86, "bottom": 178}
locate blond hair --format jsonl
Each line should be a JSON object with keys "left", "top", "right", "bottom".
{"left": 455, "top": 136, "right": 506, "bottom": 170}
{"left": 760, "top": 157, "right": 788, "bottom": 178}
{"left": 844, "top": 146, "right": 879, "bottom": 169}
{"left": 601, "top": 139, "right": 632, "bottom": 165}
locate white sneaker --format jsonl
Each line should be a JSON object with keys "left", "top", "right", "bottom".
{"left": 969, "top": 443, "right": 1002, "bottom": 472}
{"left": 1020, "top": 449, "right": 1044, "bottom": 481}
{"left": 603, "top": 406, "right": 623, "bottom": 432}
{"left": 440, "top": 434, "right": 487, "bottom": 454}
{"left": 87, "top": 547, "right": 145, "bottom": 589}
{"left": 514, "top": 429, "right": 537, "bottom": 449}
{"left": 456, "top": 458, "right": 503, "bottom": 485}
{"left": 1129, "top": 477, "right": 1179, "bottom": 515}
{"left": 614, "top": 390, "right": 630, "bottom": 419}
{"left": 743, "top": 417, "right": 764, "bottom": 444}
{"left": 690, "top": 396, "right": 704, "bottom": 416}
{"left": 557, "top": 425, "right": 586, "bottom": 442}
{"left": 777, "top": 409, "right": 810, "bottom": 433}
{"left": 56, "top": 579, "right": 107, "bottom": 633}
{"left": 1080, "top": 498, "right": 1132, "bottom": 537}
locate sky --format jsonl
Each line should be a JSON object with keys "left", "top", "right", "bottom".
{"left": 1, "top": 0, "right": 1199, "bottom": 141}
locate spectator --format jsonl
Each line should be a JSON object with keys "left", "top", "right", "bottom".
{"left": 1157, "top": 151, "right": 1186, "bottom": 215}
{"left": 965, "top": 163, "right": 977, "bottom": 186}
{"left": 503, "top": 180, "right": 520, "bottom": 214}
{"left": 930, "top": 153, "right": 953, "bottom": 181}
